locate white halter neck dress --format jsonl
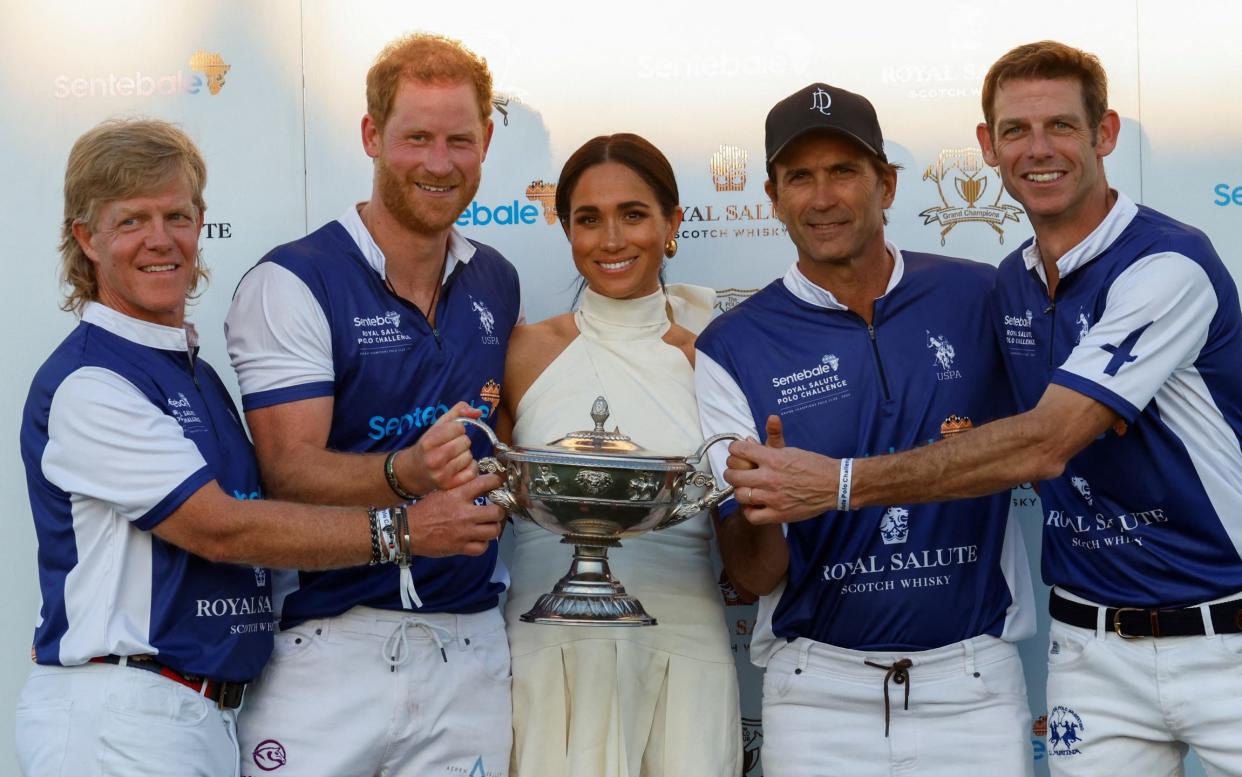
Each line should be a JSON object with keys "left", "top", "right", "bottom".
{"left": 505, "top": 285, "right": 741, "bottom": 777}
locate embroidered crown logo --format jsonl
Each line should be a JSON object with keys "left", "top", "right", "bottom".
{"left": 940, "top": 415, "right": 973, "bottom": 437}
{"left": 480, "top": 379, "right": 501, "bottom": 410}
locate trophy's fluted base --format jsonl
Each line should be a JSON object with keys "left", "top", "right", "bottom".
{"left": 521, "top": 591, "right": 656, "bottom": 626}
{"left": 520, "top": 538, "right": 657, "bottom": 626}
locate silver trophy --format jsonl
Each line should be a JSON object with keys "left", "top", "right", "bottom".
{"left": 460, "top": 397, "right": 739, "bottom": 626}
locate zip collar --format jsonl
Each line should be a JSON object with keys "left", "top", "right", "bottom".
{"left": 781, "top": 240, "right": 905, "bottom": 311}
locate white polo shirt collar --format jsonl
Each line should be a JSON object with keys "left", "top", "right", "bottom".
{"left": 1021, "top": 191, "right": 1138, "bottom": 283}
{"left": 338, "top": 202, "right": 477, "bottom": 283}
{"left": 781, "top": 240, "right": 905, "bottom": 311}
{"left": 82, "top": 301, "right": 197, "bottom": 352}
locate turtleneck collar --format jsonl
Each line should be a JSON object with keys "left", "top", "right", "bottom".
{"left": 575, "top": 286, "right": 672, "bottom": 341}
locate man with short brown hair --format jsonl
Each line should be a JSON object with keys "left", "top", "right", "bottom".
{"left": 725, "top": 41, "right": 1242, "bottom": 776}
{"left": 227, "top": 32, "right": 520, "bottom": 777}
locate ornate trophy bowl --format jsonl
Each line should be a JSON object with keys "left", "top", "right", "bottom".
{"left": 460, "top": 397, "right": 739, "bottom": 626}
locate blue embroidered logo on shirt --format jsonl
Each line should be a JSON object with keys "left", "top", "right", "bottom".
{"left": 1100, "top": 322, "right": 1153, "bottom": 376}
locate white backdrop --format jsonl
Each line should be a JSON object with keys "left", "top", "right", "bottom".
{"left": 2, "top": 1, "right": 1240, "bottom": 774}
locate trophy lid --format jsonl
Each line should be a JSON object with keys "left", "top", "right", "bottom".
{"left": 544, "top": 396, "right": 649, "bottom": 455}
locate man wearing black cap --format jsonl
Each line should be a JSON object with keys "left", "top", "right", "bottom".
{"left": 721, "top": 43, "right": 1242, "bottom": 776}
{"left": 695, "top": 83, "right": 1035, "bottom": 776}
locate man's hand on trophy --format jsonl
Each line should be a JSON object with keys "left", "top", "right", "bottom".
{"left": 400, "top": 402, "right": 484, "bottom": 494}
{"left": 724, "top": 415, "right": 838, "bottom": 525}
{"left": 406, "top": 473, "right": 507, "bottom": 557}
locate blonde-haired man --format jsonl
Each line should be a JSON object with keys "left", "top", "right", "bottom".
{"left": 19, "top": 119, "right": 499, "bottom": 776}
{"left": 227, "top": 33, "right": 520, "bottom": 777}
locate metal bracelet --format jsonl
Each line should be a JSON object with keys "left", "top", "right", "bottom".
{"left": 384, "top": 449, "right": 419, "bottom": 502}
{"left": 393, "top": 505, "right": 411, "bottom": 564}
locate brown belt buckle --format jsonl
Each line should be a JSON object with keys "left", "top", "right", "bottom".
{"left": 1112, "top": 607, "right": 1145, "bottom": 639}
{"left": 217, "top": 682, "right": 245, "bottom": 710}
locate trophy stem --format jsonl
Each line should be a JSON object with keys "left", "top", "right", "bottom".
{"left": 520, "top": 538, "right": 657, "bottom": 626}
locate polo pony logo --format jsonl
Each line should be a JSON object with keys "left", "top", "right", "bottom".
{"left": 470, "top": 296, "right": 495, "bottom": 336}
{"left": 927, "top": 332, "right": 956, "bottom": 370}
{"left": 1076, "top": 309, "right": 1091, "bottom": 343}
{"left": 1048, "top": 706, "right": 1085, "bottom": 756}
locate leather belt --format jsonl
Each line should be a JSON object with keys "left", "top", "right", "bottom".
{"left": 89, "top": 655, "right": 246, "bottom": 709}
{"left": 1050, "top": 591, "right": 1242, "bottom": 639}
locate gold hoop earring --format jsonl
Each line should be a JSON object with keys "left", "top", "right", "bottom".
{"left": 664, "top": 238, "right": 678, "bottom": 258}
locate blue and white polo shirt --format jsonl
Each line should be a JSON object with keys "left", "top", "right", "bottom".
{"left": 697, "top": 244, "right": 1034, "bottom": 658}
{"left": 995, "top": 192, "right": 1242, "bottom": 608}
{"left": 225, "top": 205, "right": 521, "bottom": 626}
{"left": 21, "top": 303, "right": 273, "bottom": 682}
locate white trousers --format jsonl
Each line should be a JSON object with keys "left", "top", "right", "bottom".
{"left": 760, "top": 635, "right": 1033, "bottom": 777}
{"left": 16, "top": 662, "right": 240, "bottom": 777}
{"left": 1045, "top": 617, "right": 1242, "bottom": 777}
{"left": 237, "top": 605, "right": 512, "bottom": 777}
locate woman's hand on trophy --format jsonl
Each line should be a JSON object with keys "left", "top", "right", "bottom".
{"left": 406, "top": 473, "right": 507, "bottom": 557}
{"left": 724, "top": 415, "right": 838, "bottom": 525}
{"left": 400, "top": 402, "right": 485, "bottom": 494}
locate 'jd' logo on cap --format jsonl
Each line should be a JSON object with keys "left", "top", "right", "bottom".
{"left": 810, "top": 87, "right": 832, "bottom": 115}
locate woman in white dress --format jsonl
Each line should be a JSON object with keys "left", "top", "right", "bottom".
{"left": 498, "top": 134, "right": 741, "bottom": 777}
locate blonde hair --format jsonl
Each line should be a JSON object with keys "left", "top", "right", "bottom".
{"left": 366, "top": 32, "right": 494, "bottom": 130}
{"left": 60, "top": 118, "right": 208, "bottom": 315}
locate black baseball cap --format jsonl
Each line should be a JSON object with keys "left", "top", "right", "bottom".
{"left": 765, "top": 82, "right": 887, "bottom": 166}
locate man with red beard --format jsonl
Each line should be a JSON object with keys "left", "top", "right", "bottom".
{"left": 226, "top": 34, "right": 520, "bottom": 777}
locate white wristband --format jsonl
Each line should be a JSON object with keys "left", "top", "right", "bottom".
{"left": 837, "top": 458, "right": 853, "bottom": 512}
{"left": 374, "top": 508, "right": 399, "bottom": 563}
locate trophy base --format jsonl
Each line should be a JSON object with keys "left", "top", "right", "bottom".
{"left": 520, "top": 591, "right": 656, "bottom": 626}
{"left": 519, "top": 538, "right": 657, "bottom": 626}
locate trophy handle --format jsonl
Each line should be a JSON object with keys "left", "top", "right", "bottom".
{"left": 456, "top": 417, "right": 511, "bottom": 454}
{"left": 684, "top": 432, "right": 743, "bottom": 466}
{"left": 477, "top": 456, "right": 520, "bottom": 514}
{"left": 656, "top": 470, "right": 735, "bottom": 530}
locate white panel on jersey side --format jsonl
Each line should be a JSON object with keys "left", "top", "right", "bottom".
{"left": 1152, "top": 368, "right": 1242, "bottom": 564}
{"left": 59, "top": 498, "right": 156, "bottom": 665}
